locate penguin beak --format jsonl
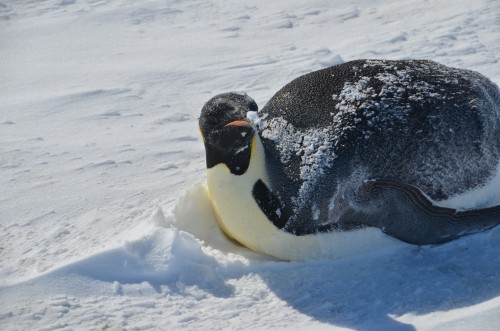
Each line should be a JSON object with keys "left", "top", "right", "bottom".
{"left": 225, "top": 120, "right": 251, "bottom": 127}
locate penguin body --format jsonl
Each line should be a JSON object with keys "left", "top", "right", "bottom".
{"left": 199, "top": 60, "right": 500, "bottom": 260}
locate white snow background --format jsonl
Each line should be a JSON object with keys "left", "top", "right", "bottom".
{"left": 1, "top": 0, "right": 500, "bottom": 330}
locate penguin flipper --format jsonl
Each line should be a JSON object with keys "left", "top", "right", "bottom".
{"left": 252, "top": 179, "right": 290, "bottom": 230}
{"left": 349, "top": 179, "right": 500, "bottom": 245}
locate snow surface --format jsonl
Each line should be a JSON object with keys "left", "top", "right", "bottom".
{"left": 1, "top": 0, "right": 500, "bottom": 330}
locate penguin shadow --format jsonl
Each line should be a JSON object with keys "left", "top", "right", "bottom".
{"left": 255, "top": 227, "right": 500, "bottom": 330}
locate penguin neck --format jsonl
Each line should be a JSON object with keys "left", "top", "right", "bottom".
{"left": 206, "top": 134, "right": 273, "bottom": 251}
{"left": 206, "top": 134, "right": 269, "bottom": 202}
{"left": 243, "top": 134, "right": 268, "bottom": 182}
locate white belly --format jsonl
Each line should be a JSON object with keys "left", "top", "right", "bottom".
{"left": 206, "top": 137, "right": 401, "bottom": 260}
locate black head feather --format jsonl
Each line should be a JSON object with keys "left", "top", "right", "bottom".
{"left": 199, "top": 92, "right": 259, "bottom": 175}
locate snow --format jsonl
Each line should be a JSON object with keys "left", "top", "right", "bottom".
{"left": 246, "top": 111, "right": 263, "bottom": 130}
{"left": 1, "top": 0, "right": 499, "bottom": 330}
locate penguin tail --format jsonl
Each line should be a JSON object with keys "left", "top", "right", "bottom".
{"left": 353, "top": 179, "right": 500, "bottom": 245}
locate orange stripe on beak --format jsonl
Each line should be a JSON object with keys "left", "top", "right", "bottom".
{"left": 225, "top": 120, "right": 250, "bottom": 127}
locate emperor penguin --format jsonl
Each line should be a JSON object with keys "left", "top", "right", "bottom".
{"left": 198, "top": 59, "right": 500, "bottom": 260}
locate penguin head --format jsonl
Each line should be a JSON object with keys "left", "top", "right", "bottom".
{"left": 199, "top": 92, "right": 259, "bottom": 175}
